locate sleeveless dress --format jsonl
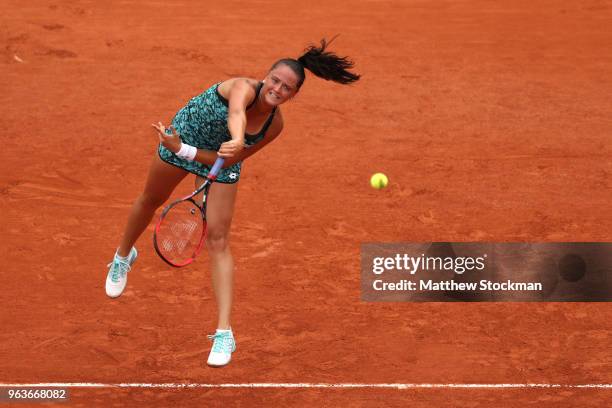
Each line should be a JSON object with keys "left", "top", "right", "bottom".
{"left": 158, "top": 82, "right": 277, "bottom": 183}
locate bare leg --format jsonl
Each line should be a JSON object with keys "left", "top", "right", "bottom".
{"left": 117, "top": 155, "right": 188, "bottom": 256}
{"left": 198, "top": 177, "right": 238, "bottom": 330}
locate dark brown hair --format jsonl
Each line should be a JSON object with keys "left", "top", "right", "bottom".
{"left": 270, "top": 38, "right": 360, "bottom": 89}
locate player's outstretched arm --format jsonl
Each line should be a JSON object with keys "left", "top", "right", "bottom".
{"left": 223, "top": 79, "right": 257, "bottom": 158}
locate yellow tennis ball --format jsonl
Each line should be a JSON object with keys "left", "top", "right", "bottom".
{"left": 370, "top": 173, "right": 389, "bottom": 189}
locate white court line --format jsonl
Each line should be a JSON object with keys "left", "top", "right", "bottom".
{"left": 0, "top": 383, "right": 611, "bottom": 389}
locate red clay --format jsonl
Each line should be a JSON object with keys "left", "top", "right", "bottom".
{"left": 1, "top": 0, "right": 611, "bottom": 406}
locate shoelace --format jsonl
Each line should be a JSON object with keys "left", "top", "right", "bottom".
{"left": 207, "top": 332, "right": 235, "bottom": 354}
{"left": 107, "top": 258, "right": 131, "bottom": 283}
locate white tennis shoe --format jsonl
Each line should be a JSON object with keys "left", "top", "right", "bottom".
{"left": 207, "top": 329, "right": 236, "bottom": 367}
{"left": 105, "top": 247, "right": 138, "bottom": 298}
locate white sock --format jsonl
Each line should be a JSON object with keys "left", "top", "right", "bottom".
{"left": 115, "top": 250, "right": 129, "bottom": 261}
{"left": 216, "top": 328, "right": 232, "bottom": 333}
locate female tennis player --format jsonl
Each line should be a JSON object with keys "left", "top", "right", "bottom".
{"left": 104, "top": 39, "right": 359, "bottom": 367}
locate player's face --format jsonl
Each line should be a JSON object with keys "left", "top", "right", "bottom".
{"left": 262, "top": 64, "right": 300, "bottom": 106}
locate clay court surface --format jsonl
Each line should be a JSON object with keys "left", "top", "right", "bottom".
{"left": 1, "top": 0, "right": 611, "bottom": 406}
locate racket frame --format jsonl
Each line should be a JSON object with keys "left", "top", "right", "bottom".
{"left": 153, "top": 157, "right": 224, "bottom": 267}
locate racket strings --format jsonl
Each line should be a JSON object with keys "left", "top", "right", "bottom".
{"left": 166, "top": 219, "right": 198, "bottom": 253}
{"left": 157, "top": 201, "right": 204, "bottom": 263}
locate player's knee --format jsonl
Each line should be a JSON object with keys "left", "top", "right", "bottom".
{"left": 206, "top": 228, "right": 229, "bottom": 253}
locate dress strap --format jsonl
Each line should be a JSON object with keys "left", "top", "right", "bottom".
{"left": 260, "top": 107, "right": 277, "bottom": 134}
{"left": 246, "top": 82, "right": 264, "bottom": 111}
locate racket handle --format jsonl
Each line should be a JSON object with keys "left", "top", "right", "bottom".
{"left": 209, "top": 157, "right": 225, "bottom": 178}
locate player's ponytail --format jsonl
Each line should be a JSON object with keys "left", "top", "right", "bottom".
{"left": 270, "top": 37, "right": 360, "bottom": 89}
{"left": 297, "top": 38, "right": 360, "bottom": 86}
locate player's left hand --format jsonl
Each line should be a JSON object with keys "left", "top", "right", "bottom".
{"left": 152, "top": 122, "right": 182, "bottom": 153}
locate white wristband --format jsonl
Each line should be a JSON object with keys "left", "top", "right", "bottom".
{"left": 176, "top": 143, "right": 197, "bottom": 161}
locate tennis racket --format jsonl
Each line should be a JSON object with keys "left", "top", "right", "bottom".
{"left": 153, "top": 157, "right": 225, "bottom": 267}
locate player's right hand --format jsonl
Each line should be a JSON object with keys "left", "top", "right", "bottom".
{"left": 218, "top": 138, "right": 245, "bottom": 158}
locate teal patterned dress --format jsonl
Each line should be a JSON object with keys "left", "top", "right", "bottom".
{"left": 158, "top": 82, "right": 276, "bottom": 184}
